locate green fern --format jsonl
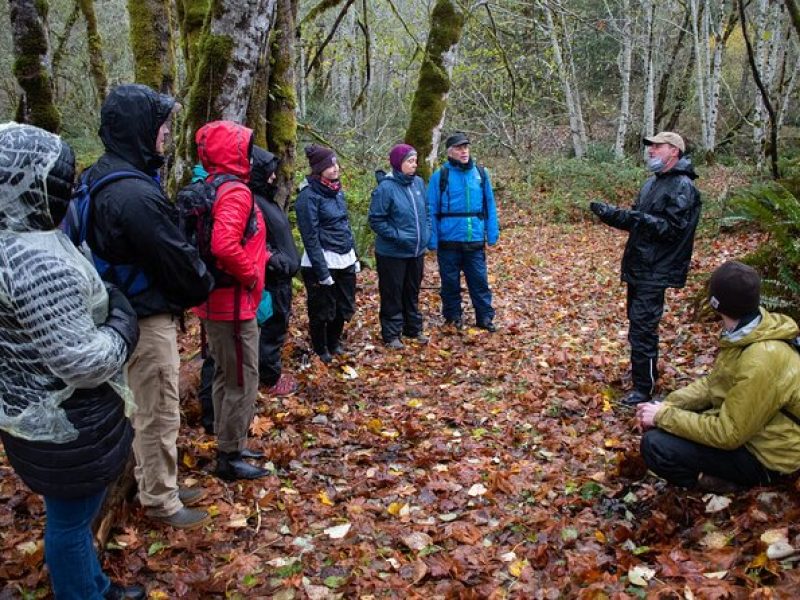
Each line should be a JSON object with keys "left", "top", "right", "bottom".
{"left": 731, "top": 182, "right": 800, "bottom": 320}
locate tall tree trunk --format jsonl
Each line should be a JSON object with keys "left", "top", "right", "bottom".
{"left": 542, "top": 2, "right": 586, "bottom": 158}
{"left": 9, "top": 0, "right": 61, "bottom": 132}
{"left": 78, "top": 0, "right": 109, "bottom": 101}
{"left": 266, "top": 0, "right": 298, "bottom": 210}
{"left": 178, "top": 0, "right": 277, "bottom": 179}
{"left": 175, "top": 0, "right": 210, "bottom": 84}
{"left": 127, "top": 0, "right": 177, "bottom": 93}
{"left": 641, "top": 0, "right": 656, "bottom": 157}
{"left": 614, "top": 0, "right": 633, "bottom": 160}
{"left": 752, "top": 0, "right": 770, "bottom": 170}
{"left": 404, "top": 0, "right": 465, "bottom": 180}
{"left": 690, "top": 0, "right": 710, "bottom": 152}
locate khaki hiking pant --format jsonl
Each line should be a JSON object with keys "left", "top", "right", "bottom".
{"left": 129, "top": 314, "right": 182, "bottom": 518}
{"left": 203, "top": 318, "right": 259, "bottom": 454}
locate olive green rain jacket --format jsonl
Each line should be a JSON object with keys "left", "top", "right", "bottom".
{"left": 655, "top": 308, "right": 800, "bottom": 474}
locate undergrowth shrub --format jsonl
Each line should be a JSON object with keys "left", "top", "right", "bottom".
{"left": 730, "top": 181, "right": 800, "bottom": 319}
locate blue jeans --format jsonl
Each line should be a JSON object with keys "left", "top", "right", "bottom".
{"left": 44, "top": 490, "right": 110, "bottom": 599}
{"left": 437, "top": 247, "right": 494, "bottom": 324}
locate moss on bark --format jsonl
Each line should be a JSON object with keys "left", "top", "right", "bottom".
{"left": 10, "top": 0, "right": 61, "bottom": 132}
{"left": 266, "top": 0, "right": 298, "bottom": 209}
{"left": 404, "top": 0, "right": 464, "bottom": 180}
{"left": 127, "top": 0, "right": 176, "bottom": 93}
{"left": 175, "top": 0, "right": 210, "bottom": 80}
{"left": 78, "top": 0, "right": 109, "bottom": 101}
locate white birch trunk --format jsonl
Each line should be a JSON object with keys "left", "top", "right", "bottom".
{"left": 614, "top": 0, "right": 633, "bottom": 160}
{"left": 641, "top": 0, "right": 656, "bottom": 159}
{"left": 690, "top": 0, "right": 709, "bottom": 150}
{"left": 211, "top": 0, "right": 277, "bottom": 122}
{"left": 543, "top": 2, "right": 585, "bottom": 158}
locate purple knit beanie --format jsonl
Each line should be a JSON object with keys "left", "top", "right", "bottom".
{"left": 305, "top": 144, "right": 337, "bottom": 176}
{"left": 389, "top": 143, "right": 417, "bottom": 172}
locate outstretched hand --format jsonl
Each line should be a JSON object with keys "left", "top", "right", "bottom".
{"left": 589, "top": 201, "right": 610, "bottom": 218}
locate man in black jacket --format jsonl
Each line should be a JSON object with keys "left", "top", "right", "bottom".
{"left": 88, "top": 84, "right": 215, "bottom": 528}
{"left": 590, "top": 132, "right": 701, "bottom": 406}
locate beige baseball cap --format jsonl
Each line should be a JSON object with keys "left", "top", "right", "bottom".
{"left": 643, "top": 131, "right": 685, "bottom": 152}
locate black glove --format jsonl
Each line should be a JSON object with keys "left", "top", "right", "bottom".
{"left": 267, "top": 252, "right": 291, "bottom": 277}
{"left": 589, "top": 201, "right": 611, "bottom": 218}
{"left": 101, "top": 283, "right": 139, "bottom": 360}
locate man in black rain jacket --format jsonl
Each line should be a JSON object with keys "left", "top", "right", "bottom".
{"left": 590, "top": 131, "right": 701, "bottom": 406}
{"left": 88, "top": 84, "right": 214, "bottom": 529}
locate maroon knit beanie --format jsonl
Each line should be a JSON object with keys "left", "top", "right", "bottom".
{"left": 305, "top": 144, "right": 337, "bottom": 176}
{"left": 389, "top": 143, "right": 417, "bottom": 172}
{"left": 708, "top": 261, "right": 761, "bottom": 318}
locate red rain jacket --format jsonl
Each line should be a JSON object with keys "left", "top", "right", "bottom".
{"left": 192, "top": 121, "right": 268, "bottom": 321}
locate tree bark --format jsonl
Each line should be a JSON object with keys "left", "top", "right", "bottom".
{"left": 78, "top": 0, "right": 109, "bottom": 101}
{"left": 127, "top": 0, "right": 177, "bottom": 94}
{"left": 175, "top": 0, "right": 211, "bottom": 84}
{"left": 739, "top": 0, "right": 780, "bottom": 178}
{"left": 9, "top": 0, "right": 60, "bottom": 132}
{"left": 404, "top": 0, "right": 465, "bottom": 180}
{"left": 641, "top": 0, "right": 656, "bottom": 157}
{"left": 266, "top": 0, "right": 298, "bottom": 210}
{"left": 614, "top": 0, "right": 633, "bottom": 160}
{"left": 178, "top": 0, "right": 277, "bottom": 179}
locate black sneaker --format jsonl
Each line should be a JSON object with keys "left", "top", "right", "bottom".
{"left": 621, "top": 390, "right": 650, "bottom": 406}
{"left": 105, "top": 583, "right": 146, "bottom": 600}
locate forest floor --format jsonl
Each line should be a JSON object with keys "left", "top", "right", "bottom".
{"left": 3, "top": 198, "right": 800, "bottom": 599}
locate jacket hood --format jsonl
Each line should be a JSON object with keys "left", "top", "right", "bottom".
{"left": 250, "top": 146, "right": 278, "bottom": 198}
{"left": 0, "top": 122, "right": 75, "bottom": 232}
{"left": 99, "top": 84, "right": 175, "bottom": 174}
{"left": 196, "top": 121, "right": 253, "bottom": 182}
{"left": 721, "top": 308, "right": 800, "bottom": 348}
{"left": 661, "top": 156, "right": 698, "bottom": 180}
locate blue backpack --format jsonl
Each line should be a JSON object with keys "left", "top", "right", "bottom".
{"left": 60, "top": 168, "right": 153, "bottom": 296}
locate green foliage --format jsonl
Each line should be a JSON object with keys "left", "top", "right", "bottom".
{"left": 518, "top": 156, "right": 643, "bottom": 222}
{"left": 730, "top": 182, "right": 800, "bottom": 319}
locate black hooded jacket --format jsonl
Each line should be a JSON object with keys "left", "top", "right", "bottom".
{"left": 250, "top": 146, "right": 300, "bottom": 283}
{"left": 87, "top": 84, "right": 214, "bottom": 317}
{"left": 597, "top": 157, "right": 701, "bottom": 288}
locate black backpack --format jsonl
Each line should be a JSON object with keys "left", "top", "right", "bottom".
{"left": 176, "top": 175, "right": 255, "bottom": 289}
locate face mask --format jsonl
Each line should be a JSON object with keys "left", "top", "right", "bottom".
{"left": 646, "top": 157, "right": 665, "bottom": 173}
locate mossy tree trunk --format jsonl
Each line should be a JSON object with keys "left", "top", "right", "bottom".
{"left": 175, "top": 0, "right": 210, "bottom": 85}
{"left": 266, "top": 0, "right": 298, "bottom": 210}
{"left": 127, "top": 0, "right": 177, "bottom": 93}
{"left": 176, "top": 0, "right": 277, "bottom": 181}
{"left": 9, "top": 0, "right": 61, "bottom": 132}
{"left": 404, "top": 0, "right": 465, "bottom": 180}
{"left": 78, "top": 0, "right": 109, "bottom": 101}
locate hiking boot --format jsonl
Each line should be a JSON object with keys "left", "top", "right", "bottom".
{"left": 622, "top": 390, "right": 651, "bottom": 406}
{"left": 215, "top": 452, "right": 270, "bottom": 481}
{"left": 477, "top": 320, "right": 497, "bottom": 333}
{"left": 153, "top": 507, "right": 210, "bottom": 530}
{"left": 330, "top": 343, "right": 345, "bottom": 356}
{"left": 105, "top": 583, "right": 146, "bottom": 600}
{"left": 385, "top": 338, "right": 404, "bottom": 349}
{"left": 266, "top": 374, "right": 298, "bottom": 396}
{"left": 178, "top": 486, "right": 207, "bottom": 507}
{"left": 240, "top": 448, "right": 265, "bottom": 459}
{"left": 696, "top": 473, "right": 742, "bottom": 494}
{"left": 405, "top": 333, "right": 430, "bottom": 344}
{"left": 317, "top": 351, "right": 333, "bottom": 364}
{"left": 444, "top": 318, "right": 463, "bottom": 330}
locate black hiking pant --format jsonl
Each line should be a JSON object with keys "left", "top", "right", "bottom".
{"left": 376, "top": 254, "right": 424, "bottom": 342}
{"left": 641, "top": 429, "right": 776, "bottom": 488}
{"left": 258, "top": 278, "right": 293, "bottom": 387}
{"left": 302, "top": 266, "right": 356, "bottom": 356}
{"left": 627, "top": 283, "right": 665, "bottom": 395}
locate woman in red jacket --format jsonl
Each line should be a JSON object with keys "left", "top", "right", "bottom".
{"left": 193, "top": 121, "right": 270, "bottom": 481}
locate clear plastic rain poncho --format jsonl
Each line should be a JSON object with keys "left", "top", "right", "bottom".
{"left": 0, "top": 122, "right": 133, "bottom": 443}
